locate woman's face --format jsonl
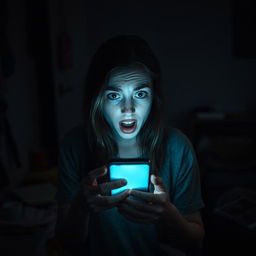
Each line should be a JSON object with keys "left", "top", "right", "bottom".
{"left": 103, "top": 65, "right": 153, "bottom": 144}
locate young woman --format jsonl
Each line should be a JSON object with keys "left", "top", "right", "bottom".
{"left": 55, "top": 35, "right": 205, "bottom": 256}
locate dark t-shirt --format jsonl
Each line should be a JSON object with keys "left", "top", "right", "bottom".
{"left": 56, "top": 126, "right": 205, "bottom": 255}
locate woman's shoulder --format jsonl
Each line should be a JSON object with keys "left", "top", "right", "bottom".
{"left": 165, "top": 126, "right": 193, "bottom": 152}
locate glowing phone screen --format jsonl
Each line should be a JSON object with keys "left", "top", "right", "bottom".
{"left": 109, "top": 163, "right": 150, "bottom": 195}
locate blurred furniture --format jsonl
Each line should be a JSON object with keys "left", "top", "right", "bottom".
{"left": 189, "top": 111, "right": 256, "bottom": 200}
{"left": 0, "top": 198, "right": 57, "bottom": 256}
{"left": 0, "top": 95, "right": 21, "bottom": 190}
{"left": 0, "top": 167, "right": 58, "bottom": 256}
{"left": 22, "top": 167, "right": 58, "bottom": 185}
{"left": 188, "top": 111, "right": 256, "bottom": 255}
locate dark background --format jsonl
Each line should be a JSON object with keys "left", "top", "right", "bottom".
{"left": 1, "top": 0, "right": 256, "bottom": 255}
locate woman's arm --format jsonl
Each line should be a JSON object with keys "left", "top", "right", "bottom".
{"left": 118, "top": 175, "right": 205, "bottom": 250}
{"left": 157, "top": 206, "right": 205, "bottom": 249}
{"left": 55, "top": 166, "right": 129, "bottom": 253}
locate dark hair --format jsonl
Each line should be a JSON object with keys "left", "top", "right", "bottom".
{"left": 84, "top": 35, "right": 168, "bottom": 173}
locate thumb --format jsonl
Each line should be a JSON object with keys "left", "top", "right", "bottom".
{"left": 151, "top": 174, "right": 166, "bottom": 193}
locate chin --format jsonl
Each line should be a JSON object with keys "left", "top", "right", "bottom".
{"left": 119, "top": 133, "right": 137, "bottom": 139}
{"left": 118, "top": 130, "right": 139, "bottom": 140}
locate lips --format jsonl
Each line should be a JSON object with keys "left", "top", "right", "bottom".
{"left": 119, "top": 119, "right": 137, "bottom": 134}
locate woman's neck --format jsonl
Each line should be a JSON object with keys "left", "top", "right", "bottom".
{"left": 115, "top": 137, "right": 141, "bottom": 158}
{"left": 117, "top": 144, "right": 141, "bottom": 158}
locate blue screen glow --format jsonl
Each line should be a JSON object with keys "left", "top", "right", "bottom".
{"left": 109, "top": 164, "right": 150, "bottom": 195}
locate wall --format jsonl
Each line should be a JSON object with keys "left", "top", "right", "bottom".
{"left": 3, "top": 0, "right": 40, "bottom": 184}
{"left": 48, "top": 0, "right": 90, "bottom": 141}
{"left": 84, "top": 0, "right": 256, "bottom": 130}
{"left": 3, "top": 0, "right": 256, "bottom": 184}
{"left": 36, "top": 0, "right": 256, "bottom": 140}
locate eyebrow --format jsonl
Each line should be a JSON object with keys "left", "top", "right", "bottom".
{"left": 104, "top": 84, "right": 151, "bottom": 92}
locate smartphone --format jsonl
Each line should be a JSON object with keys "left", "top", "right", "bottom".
{"left": 108, "top": 158, "right": 151, "bottom": 195}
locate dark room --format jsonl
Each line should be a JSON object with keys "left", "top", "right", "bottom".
{"left": 0, "top": 0, "right": 256, "bottom": 255}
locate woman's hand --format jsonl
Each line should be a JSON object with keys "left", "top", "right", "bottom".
{"left": 80, "top": 166, "right": 129, "bottom": 213}
{"left": 118, "top": 174, "right": 174, "bottom": 224}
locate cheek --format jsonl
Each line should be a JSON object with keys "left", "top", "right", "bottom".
{"left": 138, "top": 101, "right": 152, "bottom": 119}
{"left": 103, "top": 103, "right": 118, "bottom": 124}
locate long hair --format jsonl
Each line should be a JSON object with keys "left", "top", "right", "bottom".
{"left": 84, "top": 35, "right": 168, "bottom": 173}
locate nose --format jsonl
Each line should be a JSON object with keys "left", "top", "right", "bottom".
{"left": 121, "top": 98, "right": 135, "bottom": 113}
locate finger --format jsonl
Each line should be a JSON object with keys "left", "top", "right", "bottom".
{"left": 88, "top": 179, "right": 127, "bottom": 195}
{"left": 124, "top": 198, "right": 162, "bottom": 214}
{"left": 91, "top": 189, "right": 129, "bottom": 206}
{"left": 90, "top": 192, "right": 130, "bottom": 212}
{"left": 98, "top": 179, "right": 127, "bottom": 194}
{"left": 130, "top": 190, "right": 165, "bottom": 204}
{"left": 83, "top": 166, "right": 107, "bottom": 185}
{"left": 89, "top": 166, "right": 107, "bottom": 179}
{"left": 151, "top": 175, "right": 166, "bottom": 193}
{"left": 129, "top": 190, "right": 154, "bottom": 202}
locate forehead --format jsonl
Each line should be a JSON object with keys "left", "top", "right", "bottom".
{"left": 105, "top": 64, "right": 153, "bottom": 88}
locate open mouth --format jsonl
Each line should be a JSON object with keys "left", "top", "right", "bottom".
{"left": 119, "top": 119, "right": 137, "bottom": 134}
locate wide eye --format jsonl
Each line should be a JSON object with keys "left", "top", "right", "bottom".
{"left": 107, "top": 92, "right": 121, "bottom": 100}
{"left": 135, "top": 91, "right": 148, "bottom": 99}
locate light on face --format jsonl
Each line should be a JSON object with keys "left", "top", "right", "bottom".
{"left": 102, "top": 66, "right": 153, "bottom": 143}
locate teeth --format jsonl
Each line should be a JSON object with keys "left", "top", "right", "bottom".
{"left": 122, "top": 121, "right": 135, "bottom": 125}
